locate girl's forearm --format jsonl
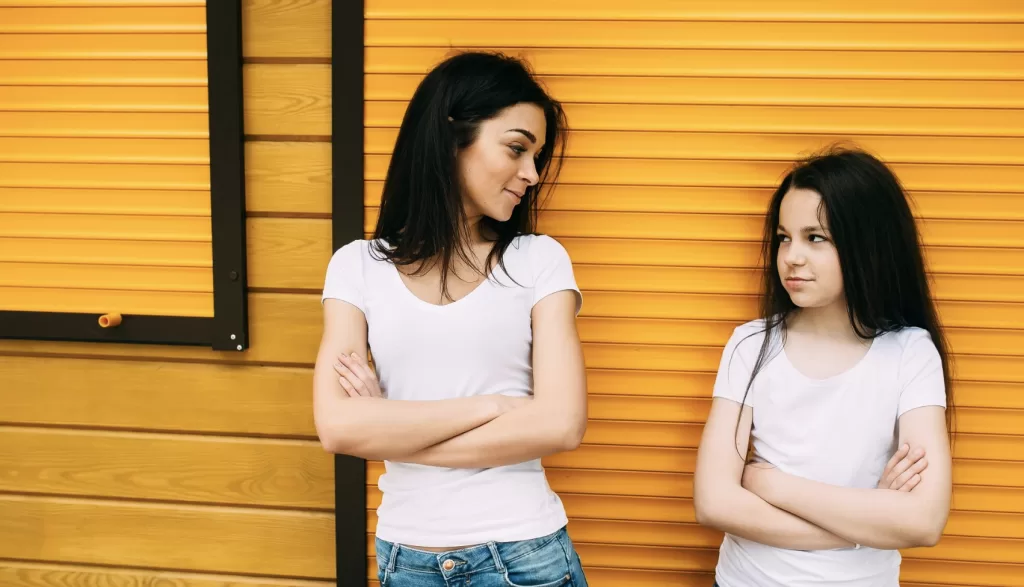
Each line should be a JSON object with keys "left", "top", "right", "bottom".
{"left": 394, "top": 400, "right": 584, "bottom": 468}
{"left": 761, "top": 470, "right": 944, "bottom": 549}
{"left": 697, "top": 485, "right": 854, "bottom": 551}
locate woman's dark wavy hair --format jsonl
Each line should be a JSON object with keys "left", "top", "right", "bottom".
{"left": 735, "top": 145, "right": 954, "bottom": 441}
{"left": 370, "top": 51, "right": 567, "bottom": 300}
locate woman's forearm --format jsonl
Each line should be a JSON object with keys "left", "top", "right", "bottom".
{"left": 757, "top": 469, "right": 944, "bottom": 549}
{"left": 696, "top": 485, "right": 854, "bottom": 551}
{"left": 314, "top": 358, "right": 511, "bottom": 459}
{"left": 394, "top": 399, "right": 584, "bottom": 468}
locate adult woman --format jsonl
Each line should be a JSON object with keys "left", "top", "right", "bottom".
{"left": 694, "top": 148, "right": 953, "bottom": 586}
{"left": 314, "top": 51, "right": 589, "bottom": 587}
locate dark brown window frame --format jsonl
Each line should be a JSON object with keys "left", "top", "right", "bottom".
{"left": 0, "top": 1, "right": 249, "bottom": 352}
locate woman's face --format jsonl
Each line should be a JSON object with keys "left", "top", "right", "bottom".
{"left": 457, "top": 102, "right": 547, "bottom": 223}
{"left": 776, "top": 187, "right": 845, "bottom": 310}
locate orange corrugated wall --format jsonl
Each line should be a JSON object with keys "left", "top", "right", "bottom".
{"left": 364, "top": 1, "right": 1024, "bottom": 585}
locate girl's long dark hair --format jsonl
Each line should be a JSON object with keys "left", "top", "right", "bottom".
{"left": 737, "top": 146, "right": 954, "bottom": 438}
{"left": 371, "top": 51, "right": 567, "bottom": 300}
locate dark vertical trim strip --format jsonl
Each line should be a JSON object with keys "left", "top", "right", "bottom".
{"left": 206, "top": 0, "right": 249, "bottom": 352}
{"left": 333, "top": 1, "right": 367, "bottom": 586}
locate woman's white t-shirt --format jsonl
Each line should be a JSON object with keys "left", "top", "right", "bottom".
{"left": 321, "top": 234, "right": 582, "bottom": 547}
{"left": 712, "top": 319, "right": 947, "bottom": 587}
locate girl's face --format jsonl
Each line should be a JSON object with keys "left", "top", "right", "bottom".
{"left": 777, "top": 187, "right": 845, "bottom": 309}
{"left": 457, "top": 103, "right": 546, "bottom": 223}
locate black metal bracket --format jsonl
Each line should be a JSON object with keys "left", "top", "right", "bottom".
{"left": 333, "top": 0, "right": 368, "bottom": 585}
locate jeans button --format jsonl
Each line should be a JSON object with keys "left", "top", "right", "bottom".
{"left": 442, "top": 559, "right": 455, "bottom": 571}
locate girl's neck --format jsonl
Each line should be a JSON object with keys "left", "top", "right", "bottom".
{"left": 788, "top": 299, "right": 863, "bottom": 343}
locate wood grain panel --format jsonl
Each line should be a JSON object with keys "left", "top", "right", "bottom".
{"left": 365, "top": 46, "right": 1024, "bottom": 80}
{"left": 0, "top": 356, "right": 314, "bottom": 436}
{"left": 247, "top": 216, "right": 331, "bottom": 290}
{"left": 243, "top": 64, "right": 330, "bottom": 136}
{"left": 245, "top": 141, "right": 331, "bottom": 214}
{"left": 0, "top": 495, "right": 334, "bottom": 579}
{"left": 0, "top": 426, "right": 331, "bottom": 509}
{"left": 243, "top": 0, "right": 330, "bottom": 59}
{"left": 0, "top": 562, "right": 333, "bottom": 587}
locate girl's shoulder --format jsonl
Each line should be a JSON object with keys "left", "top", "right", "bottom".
{"left": 875, "top": 326, "right": 940, "bottom": 364}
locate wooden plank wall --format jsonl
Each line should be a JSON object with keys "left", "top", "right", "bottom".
{"left": 0, "top": 1, "right": 338, "bottom": 586}
{"left": 0, "top": 1, "right": 1022, "bottom": 587}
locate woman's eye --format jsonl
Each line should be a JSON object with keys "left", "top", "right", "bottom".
{"left": 810, "top": 234, "right": 828, "bottom": 243}
{"left": 509, "top": 144, "right": 526, "bottom": 156}
{"left": 776, "top": 234, "right": 790, "bottom": 243}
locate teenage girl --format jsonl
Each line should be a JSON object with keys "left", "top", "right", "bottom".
{"left": 313, "top": 52, "right": 590, "bottom": 587}
{"left": 694, "top": 147, "right": 953, "bottom": 586}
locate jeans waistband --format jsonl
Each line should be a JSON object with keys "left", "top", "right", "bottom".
{"left": 376, "top": 526, "right": 568, "bottom": 578}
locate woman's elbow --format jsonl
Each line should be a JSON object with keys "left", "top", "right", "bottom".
{"left": 692, "top": 484, "right": 724, "bottom": 528}
{"left": 556, "top": 416, "right": 587, "bottom": 452}
{"left": 912, "top": 517, "right": 947, "bottom": 548}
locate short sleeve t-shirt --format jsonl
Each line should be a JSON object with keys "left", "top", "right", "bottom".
{"left": 712, "top": 319, "right": 947, "bottom": 587}
{"left": 321, "top": 234, "right": 581, "bottom": 546}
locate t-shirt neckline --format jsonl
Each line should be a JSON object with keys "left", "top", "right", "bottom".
{"left": 779, "top": 334, "right": 880, "bottom": 386}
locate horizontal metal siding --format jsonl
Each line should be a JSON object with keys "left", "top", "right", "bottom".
{"left": 0, "top": 3, "right": 213, "bottom": 317}
{"left": 365, "top": 1, "right": 1024, "bottom": 585}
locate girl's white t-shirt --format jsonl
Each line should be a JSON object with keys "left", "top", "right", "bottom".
{"left": 321, "top": 234, "right": 582, "bottom": 547}
{"left": 712, "top": 319, "right": 947, "bottom": 587}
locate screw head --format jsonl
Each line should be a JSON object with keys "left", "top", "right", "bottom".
{"left": 229, "top": 270, "right": 239, "bottom": 281}
{"left": 230, "top": 334, "right": 236, "bottom": 340}
{"left": 236, "top": 345, "right": 243, "bottom": 351}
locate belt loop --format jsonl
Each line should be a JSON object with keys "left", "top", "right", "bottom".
{"left": 387, "top": 542, "right": 399, "bottom": 573}
{"left": 487, "top": 542, "right": 505, "bottom": 573}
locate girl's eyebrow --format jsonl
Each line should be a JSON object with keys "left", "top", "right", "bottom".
{"left": 776, "top": 224, "right": 828, "bottom": 233}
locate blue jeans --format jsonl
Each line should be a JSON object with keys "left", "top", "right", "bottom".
{"left": 375, "top": 526, "right": 588, "bottom": 587}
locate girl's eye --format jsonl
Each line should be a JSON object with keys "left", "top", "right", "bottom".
{"left": 776, "top": 234, "right": 791, "bottom": 243}
{"left": 509, "top": 144, "right": 526, "bottom": 156}
{"left": 810, "top": 234, "right": 828, "bottom": 243}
